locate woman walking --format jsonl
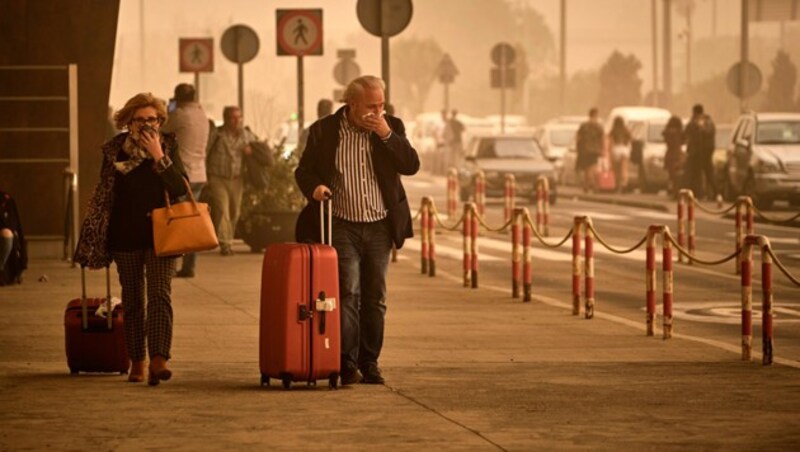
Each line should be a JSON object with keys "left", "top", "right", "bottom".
{"left": 607, "top": 116, "right": 632, "bottom": 192}
{"left": 74, "top": 92, "right": 188, "bottom": 385}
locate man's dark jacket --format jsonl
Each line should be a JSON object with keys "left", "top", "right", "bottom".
{"left": 294, "top": 106, "right": 420, "bottom": 248}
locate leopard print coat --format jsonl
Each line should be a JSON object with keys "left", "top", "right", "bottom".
{"left": 73, "top": 132, "right": 178, "bottom": 268}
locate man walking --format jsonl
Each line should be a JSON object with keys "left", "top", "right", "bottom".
{"left": 206, "top": 106, "right": 257, "bottom": 256}
{"left": 575, "top": 108, "right": 604, "bottom": 192}
{"left": 684, "top": 104, "right": 716, "bottom": 200}
{"left": 295, "top": 75, "right": 420, "bottom": 385}
{"left": 162, "top": 83, "right": 209, "bottom": 277}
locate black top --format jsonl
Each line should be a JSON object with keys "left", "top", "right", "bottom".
{"left": 109, "top": 148, "right": 187, "bottom": 252}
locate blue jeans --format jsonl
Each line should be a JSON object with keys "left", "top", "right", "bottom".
{"left": 331, "top": 217, "right": 392, "bottom": 371}
{"left": 179, "top": 183, "right": 206, "bottom": 272}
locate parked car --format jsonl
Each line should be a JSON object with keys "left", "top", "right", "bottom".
{"left": 533, "top": 121, "right": 580, "bottom": 180}
{"left": 458, "top": 134, "right": 557, "bottom": 204}
{"left": 723, "top": 112, "right": 800, "bottom": 209}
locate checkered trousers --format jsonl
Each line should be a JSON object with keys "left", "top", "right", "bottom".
{"left": 112, "top": 249, "right": 176, "bottom": 361}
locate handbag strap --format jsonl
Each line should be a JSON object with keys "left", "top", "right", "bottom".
{"left": 162, "top": 178, "right": 198, "bottom": 213}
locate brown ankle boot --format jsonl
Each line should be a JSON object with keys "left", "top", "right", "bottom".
{"left": 148, "top": 355, "right": 172, "bottom": 386}
{"left": 128, "top": 360, "right": 145, "bottom": 383}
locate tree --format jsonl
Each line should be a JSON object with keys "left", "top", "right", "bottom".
{"left": 391, "top": 37, "right": 444, "bottom": 116}
{"left": 596, "top": 51, "right": 643, "bottom": 114}
{"left": 764, "top": 50, "right": 797, "bottom": 112}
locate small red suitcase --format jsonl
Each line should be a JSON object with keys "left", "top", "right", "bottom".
{"left": 596, "top": 157, "right": 617, "bottom": 192}
{"left": 259, "top": 200, "right": 340, "bottom": 389}
{"left": 64, "top": 267, "right": 129, "bottom": 375}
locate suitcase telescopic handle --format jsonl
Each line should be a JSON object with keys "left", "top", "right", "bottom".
{"left": 80, "top": 266, "right": 112, "bottom": 330}
{"left": 319, "top": 196, "right": 332, "bottom": 245}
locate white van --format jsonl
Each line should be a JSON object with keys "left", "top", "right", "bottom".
{"left": 605, "top": 106, "right": 673, "bottom": 193}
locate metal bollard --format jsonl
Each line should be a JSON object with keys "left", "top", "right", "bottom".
{"left": 741, "top": 235, "right": 774, "bottom": 365}
{"left": 474, "top": 170, "right": 486, "bottom": 217}
{"left": 471, "top": 204, "right": 479, "bottom": 289}
{"left": 447, "top": 168, "right": 458, "bottom": 219}
{"left": 646, "top": 226, "right": 658, "bottom": 336}
{"left": 536, "top": 176, "right": 550, "bottom": 237}
{"left": 584, "top": 218, "right": 595, "bottom": 319}
{"left": 735, "top": 197, "right": 755, "bottom": 275}
{"left": 428, "top": 202, "right": 436, "bottom": 277}
{"left": 662, "top": 232, "right": 674, "bottom": 340}
{"left": 420, "top": 198, "right": 429, "bottom": 275}
{"left": 462, "top": 203, "right": 471, "bottom": 288}
{"left": 511, "top": 208, "right": 523, "bottom": 298}
{"left": 572, "top": 216, "right": 584, "bottom": 316}
{"left": 523, "top": 209, "right": 532, "bottom": 303}
{"left": 504, "top": 174, "right": 516, "bottom": 223}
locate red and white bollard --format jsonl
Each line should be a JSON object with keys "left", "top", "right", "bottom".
{"left": 741, "top": 235, "right": 774, "bottom": 365}
{"left": 420, "top": 198, "right": 429, "bottom": 275}
{"left": 523, "top": 209, "right": 532, "bottom": 303}
{"left": 470, "top": 203, "right": 480, "bottom": 289}
{"left": 511, "top": 208, "right": 523, "bottom": 298}
{"left": 662, "top": 231, "right": 674, "bottom": 339}
{"left": 447, "top": 168, "right": 458, "bottom": 219}
{"left": 735, "top": 196, "right": 755, "bottom": 275}
{"left": 572, "top": 216, "right": 584, "bottom": 316}
{"left": 584, "top": 218, "right": 595, "bottom": 319}
{"left": 645, "top": 226, "right": 659, "bottom": 336}
{"left": 504, "top": 174, "right": 516, "bottom": 223}
{"left": 474, "top": 170, "right": 486, "bottom": 217}
{"left": 427, "top": 199, "right": 437, "bottom": 277}
{"left": 462, "top": 203, "right": 471, "bottom": 288}
{"left": 535, "top": 176, "right": 550, "bottom": 237}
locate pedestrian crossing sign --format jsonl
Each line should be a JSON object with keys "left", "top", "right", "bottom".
{"left": 179, "top": 38, "right": 214, "bottom": 73}
{"left": 276, "top": 9, "right": 323, "bottom": 56}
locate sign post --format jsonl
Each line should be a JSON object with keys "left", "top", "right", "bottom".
{"left": 490, "top": 43, "right": 516, "bottom": 134}
{"left": 333, "top": 49, "right": 361, "bottom": 101}
{"left": 356, "top": 0, "right": 413, "bottom": 105}
{"left": 437, "top": 53, "right": 459, "bottom": 113}
{"left": 179, "top": 38, "right": 214, "bottom": 101}
{"left": 220, "top": 25, "right": 260, "bottom": 113}
{"left": 277, "top": 9, "right": 324, "bottom": 136}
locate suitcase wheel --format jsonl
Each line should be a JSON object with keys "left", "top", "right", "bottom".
{"left": 260, "top": 374, "right": 270, "bottom": 387}
{"left": 328, "top": 373, "right": 339, "bottom": 390}
{"left": 280, "top": 373, "right": 292, "bottom": 390}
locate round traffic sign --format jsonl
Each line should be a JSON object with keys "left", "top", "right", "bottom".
{"left": 491, "top": 43, "right": 516, "bottom": 66}
{"left": 277, "top": 9, "right": 323, "bottom": 56}
{"left": 179, "top": 38, "right": 214, "bottom": 73}
{"left": 333, "top": 59, "right": 361, "bottom": 86}
{"left": 356, "top": 0, "right": 413, "bottom": 38}
{"left": 726, "top": 61, "right": 762, "bottom": 99}
{"left": 221, "top": 25, "right": 260, "bottom": 64}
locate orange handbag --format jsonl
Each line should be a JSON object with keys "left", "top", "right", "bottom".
{"left": 152, "top": 180, "right": 218, "bottom": 257}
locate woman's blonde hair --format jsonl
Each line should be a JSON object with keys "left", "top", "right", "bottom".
{"left": 342, "top": 76, "right": 385, "bottom": 104}
{"left": 113, "top": 92, "right": 168, "bottom": 130}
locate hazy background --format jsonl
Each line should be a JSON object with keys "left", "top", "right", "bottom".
{"left": 109, "top": 0, "right": 799, "bottom": 138}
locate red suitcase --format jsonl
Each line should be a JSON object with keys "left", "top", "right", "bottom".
{"left": 596, "top": 156, "right": 617, "bottom": 192}
{"left": 64, "top": 267, "right": 129, "bottom": 374}
{"left": 259, "top": 200, "right": 340, "bottom": 389}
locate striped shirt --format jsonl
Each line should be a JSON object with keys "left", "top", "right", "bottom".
{"left": 331, "top": 114, "right": 387, "bottom": 223}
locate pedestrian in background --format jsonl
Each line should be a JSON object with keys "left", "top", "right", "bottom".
{"left": 295, "top": 75, "right": 420, "bottom": 385}
{"left": 662, "top": 115, "right": 685, "bottom": 196}
{"left": 448, "top": 109, "right": 466, "bottom": 168}
{"left": 297, "top": 98, "right": 334, "bottom": 156}
{"left": 161, "top": 83, "right": 209, "bottom": 277}
{"left": 205, "top": 106, "right": 258, "bottom": 256}
{"left": 74, "top": 92, "right": 188, "bottom": 385}
{"left": 575, "top": 108, "right": 604, "bottom": 193}
{"left": 607, "top": 116, "right": 632, "bottom": 192}
{"left": 684, "top": 104, "right": 716, "bottom": 200}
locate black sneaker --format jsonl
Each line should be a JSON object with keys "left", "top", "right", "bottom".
{"left": 340, "top": 368, "right": 362, "bottom": 386}
{"left": 360, "top": 364, "right": 385, "bottom": 385}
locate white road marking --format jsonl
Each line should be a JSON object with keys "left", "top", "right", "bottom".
{"left": 663, "top": 301, "right": 800, "bottom": 325}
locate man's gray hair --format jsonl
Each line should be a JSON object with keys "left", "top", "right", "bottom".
{"left": 342, "top": 75, "right": 385, "bottom": 103}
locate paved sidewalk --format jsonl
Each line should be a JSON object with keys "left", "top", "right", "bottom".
{"left": 1, "top": 246, "right": 799, "bottom": 450}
